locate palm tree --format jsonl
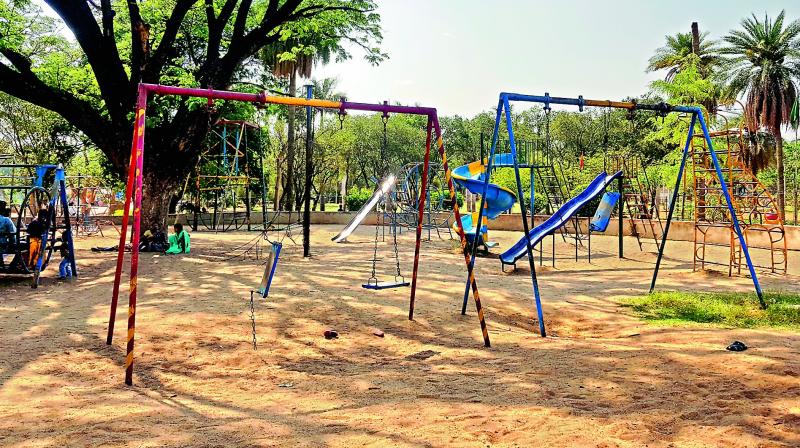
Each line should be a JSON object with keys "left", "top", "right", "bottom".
{"left": 261, "top": 40, "right": 334, "bottom": 211}
{"left": 719, "top": 10, "right": 800, "bottom": 218}
{"left": 647, "top": 31, "right": 720, "bottom": 80}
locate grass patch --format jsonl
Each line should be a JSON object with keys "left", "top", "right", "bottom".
{"left": 621, "top": 291, "right": 800, "bottom": 330}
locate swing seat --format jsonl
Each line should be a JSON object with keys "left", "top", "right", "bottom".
{"left": 362, "top": 278, "right": 410, "bottom": 290}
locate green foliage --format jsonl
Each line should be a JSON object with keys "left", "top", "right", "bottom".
{"left": 622, "top": 290, "right": 800, "bottom": 329}
{"left": 430, "top": 190, "right": 463, "bottom": 208}
{"left": 345, "top": 187, "right": 373, "bottom": 211}
{"left": 647, "top": 31, "right": 720, "bottom": 80}
{"left": 0, "top": 93, "right": 87, "bottom": 166}
{"left": 718, "top": 10, "right": 800, "bottom": 134}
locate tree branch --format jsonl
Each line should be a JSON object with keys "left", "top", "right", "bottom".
{"left": 232, "top": 0, "right": 253, "bottom": 41}
{"left": 127, "top": 0, "right": 150, "bottom": 90}
{"left": 45, "top": 0, "right": 129, "bottom": 123}
{"left": 144, "top": 0, "right": 201, "bottom": 83}
{"left": 0, "top": 54, "right": 119, "bottom": 164}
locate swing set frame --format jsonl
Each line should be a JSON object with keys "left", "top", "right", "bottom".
{"left": 107, "top": 83, "right": 491, "bottom": 385}
{"left": 467, "top": 91, "right": 766, "bottom": 338}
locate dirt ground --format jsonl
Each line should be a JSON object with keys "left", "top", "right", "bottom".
{"left": 1, "top": 224, "right": 799, "bottom": 447}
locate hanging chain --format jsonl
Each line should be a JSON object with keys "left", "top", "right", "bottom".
{"left": 249, "top": 291, "right": 257, "bottom": 350}
{"left": 392, "top": 206, "right": 402, "bottom": 279}
{"left": 368, "top": 204, "right": 380, "bottom": 284}
{"left": 544, "top": 107, "right": 552, "bottom": 164}
{"left": 603, "top": 107, "right": 610, "bottom": 172}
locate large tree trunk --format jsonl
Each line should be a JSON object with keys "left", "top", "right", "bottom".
{"left": 283, "top": 71, "right": 297, "bottom": 211}
{"left": 776, "top": 132, "right": 785, "bottom": 219}
{"left": 132, "top": 110, "right": 209, "bottom": 233}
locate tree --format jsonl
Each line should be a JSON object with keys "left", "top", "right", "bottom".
{"left": 0, "top": 0, "right": 383, "bottom": 230}
{"left": 719, "top": 10, "right": 800, "bottom": 218}
{"left": 647, "top": 30, "right": 720, "bottom": 80}
{"left": 0, "top": 92, "right": 86, "bottom": 167}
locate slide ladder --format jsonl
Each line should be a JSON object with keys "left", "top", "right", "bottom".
{"left": 535, "top": 164, "right": 584, "bottom": 244}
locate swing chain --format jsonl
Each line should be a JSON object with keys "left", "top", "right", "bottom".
{"left": 249, "top": 290, "right": 257, "bottom": 350}
{"left": 391, "top": 206, "right": 402, "bottom": 279}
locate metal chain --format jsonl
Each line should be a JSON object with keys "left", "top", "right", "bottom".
{"left": 391, "top": 206, "right": 402, "bottom": 279}
{"left": 368, "top": 204, "right": 380, "bottom": 283}
{"left": 249, "top": 291, "right": 257, "bottom": 350}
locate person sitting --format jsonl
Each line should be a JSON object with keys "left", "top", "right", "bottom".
{"left": 56, "top": 234, "right": 74, "bottom": 280}
{"left": 26, "top": 208, "right": 50, "bottom": 268}
{"left": 166, "top": 223, "right": 190, "bottom": 254}
{"left": 0, "top": 201, "right": 17, "bottom": 267}
{"left": 139, "top": 227, "right": 168, "bottom": 253}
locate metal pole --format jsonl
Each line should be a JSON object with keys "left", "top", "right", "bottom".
{"left": 461, "top": 101, "right": 502, "bottom": 314}
{"left": 503, "top": 95, "right": 546, "bottom": 337}
{"left": 425, "top": 115, "right": 490, "bottom": 347}
{"left": 107, "top": 106, "right": 143, "bottom": 345}
{"left": 696, "top": 112, "right": 765, "bottom": 308}
{"left": 302, "top": 85, "right": 313, "bottom": 257}
{"left": 650, "top": 114, "right": 695, "bottom": 293}
{"left": 409, "top": 118, "right": 434, "bottom": 320}
{"left": 618, "top": 175, "right": 624, "bottom": 258}
{"left": 124, "top": 87, "right": 148, "bottom": 386}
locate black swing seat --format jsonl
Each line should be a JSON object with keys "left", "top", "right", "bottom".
{"left": 362, "top": 278, "right": 410, "bottom": 290}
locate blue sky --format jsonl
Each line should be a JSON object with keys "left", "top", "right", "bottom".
{"left": 314, "top": 0, "right": 797, "bottom": 116}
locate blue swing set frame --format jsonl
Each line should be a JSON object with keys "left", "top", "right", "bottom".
{"left": 463, "top": 92, "right": 766, "bottom": 337}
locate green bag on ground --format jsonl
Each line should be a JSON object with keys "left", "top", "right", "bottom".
{"left": 166, "top": 230, "right": 190, "bottom": 254}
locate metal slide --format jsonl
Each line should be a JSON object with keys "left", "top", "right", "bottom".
{"left": 331, "top": 174, "right": 397, "bottom": 243}
{"left": 500, "top": 171, "right": 622, "bottom": 265}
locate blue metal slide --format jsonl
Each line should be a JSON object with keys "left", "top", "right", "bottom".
{"left": 499, "top": 171, "right": 622, "bottom": 265}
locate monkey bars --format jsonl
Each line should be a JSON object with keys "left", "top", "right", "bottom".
{"left": 107, "top": 83, "right": 489, "bottom": 385}
{"left": 465, "top": 91, "right": 765, "bottom": 337}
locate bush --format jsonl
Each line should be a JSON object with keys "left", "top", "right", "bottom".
{"left": 430, "top": 190, "right": 464, "bottom": 208}
{"left": 346, "top": 188, "right": 373, "bottom": 211}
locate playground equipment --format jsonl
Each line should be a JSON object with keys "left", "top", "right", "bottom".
{"left": 465, "top": 91, "right": 766, "bottom": 338}
{"left": 393, "top": 161, "right": 454, "bottom": 240}
{"left": 499, "top": 170, "right": 622, "bottom": 267}
{"left": 606, "top": 154, "right": 665, "bottom": 252}
{"left": 362, "top": 112, "right": 409, "bottom": 290}
{"left": 478, "top": 131, "right": 586, "bottom": 246}
{"left": 691, "top": 127, "right": 787, "bottom": 275}
{"left": 192, "top": 118, "right": 267, "bottom": 232}
{"left": 67, "top": 175, "right": 119, "bottom": 237}
{"left": 0, "top": 161, "right": 77, "bottom": 286}
{"left": 332, "top": 174, "right": 396, "bottom": 243}
{"left": 587, "top": 191, "right": 622, "bottom": 263}
{"left": 108, "top": 84, "right": 491, "bottom": 386}
{"left": 451, "top": 155, "right": 517, "bottom": 254}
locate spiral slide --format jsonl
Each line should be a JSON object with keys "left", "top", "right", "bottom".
{"left": 499, "top": 171, "right": 622, "bottom": 266}
{"left": 451, "top": 156, "right": 517, "bottom": 249}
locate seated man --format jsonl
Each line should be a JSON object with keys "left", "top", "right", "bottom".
{"left": 0, "top": 201, "right": 17, "bottom": 266}
{"left": 166, "top": 223, "right": 190, "bottom": 254}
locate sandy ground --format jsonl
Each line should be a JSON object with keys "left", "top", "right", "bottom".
{"left": 1, "top": 223, "right": 799, "bottom": 447}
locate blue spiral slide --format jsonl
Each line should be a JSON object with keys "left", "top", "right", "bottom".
{"left": 499, "top": 171, "right": 622, "bottom": 265}
{"left": 451, "top": 156, "right": 517, "bottom": 248}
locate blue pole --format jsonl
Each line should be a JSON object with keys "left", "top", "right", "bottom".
{"left": 696, "top": 112, "right": 766, "bottom": 308}
{"left": 222, "top": 125, "right": 228, "bottom": 172}
{"left": 650, "top": 114, "right": 695, "bottom": 293}
{"left": 56, "top": 167, "right": 77, "bottom": 277}
{"left": 234, "top": 127, "right": 241, "bottom": 175}
{"left": 503, "top": 95, "right": 546, "bottom": 336}
{"left": 461, "top": 100, "right": 503, "bottom": 314}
